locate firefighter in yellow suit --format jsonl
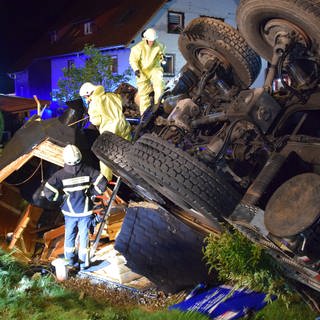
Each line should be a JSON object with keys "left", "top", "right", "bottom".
{"left": 129, "top": 28, "right": 166, "bottom": 115}
{"left": 79, "top": 82, "right": 131, "bottom": 180}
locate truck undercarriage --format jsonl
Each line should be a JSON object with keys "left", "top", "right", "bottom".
{"left": 2, "top": 0, "right": 320, "bottom": 301}
{"left": 92, "top": 0, "right": 320, "bottom": 295}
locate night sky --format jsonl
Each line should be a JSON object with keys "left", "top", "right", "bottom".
{"left": 1, "top": 0, "right": 72, "bottom": 93}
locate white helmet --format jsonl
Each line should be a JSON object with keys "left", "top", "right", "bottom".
{"left": 143, "top": 28, "right": 158, "bottom": 41}
{"left": 79, "top": 82, "right": 97, "bottom": 97}
{"left": 63, "top": 145, "right": 82, "bottom": 166}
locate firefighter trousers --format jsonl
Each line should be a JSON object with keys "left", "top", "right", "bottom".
{"left": 64, "top": 215, "right": 93, "bottom": 269}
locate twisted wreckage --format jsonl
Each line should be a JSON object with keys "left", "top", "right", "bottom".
{"left": 2, "top": 0, "right": 320, "bottom": 296}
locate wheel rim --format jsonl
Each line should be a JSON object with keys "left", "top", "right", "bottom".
{"left": 262, "top": 18, "right": 311, "bottom": 49}
{"left": 195, "top": 47, "right": 230, "bottom": 69}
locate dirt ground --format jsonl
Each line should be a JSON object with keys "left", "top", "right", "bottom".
{"left": 62, "top": 277, "right": 187, "bottom": 311}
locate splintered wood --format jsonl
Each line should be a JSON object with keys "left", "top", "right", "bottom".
{"left": 0, "top": 139, "right": 145, "bottom": 288}
{"left": 0, "top": 152, "right": 34, "bottom": 183}
{"left": 32, "top": 140, "right": 64, "bottom": 167}
{"left": 0, "top": 139, "right": 64, "bottom": 184}
{"left": 0, "top": 183, "right": 26, "bottom": 242}
{"left": 40, "top": 225, "right": 65, "bottom": 262}
{"left": 89, "top": 244, "right": 152, "bottom": 288}
{"left": 8, "top": 204, "right": 43, "bottom": 253}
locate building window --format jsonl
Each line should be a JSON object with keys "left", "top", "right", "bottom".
{"left": 110, "top": 56, "right": 118, "bottom": 73}
{"left": 168, "top": 11, "right": 184, "bottom": 34}
{"left": 163, "top": 54, "right": 175, "bottom": 76}
{"left": 84, "top": 21, "right": 93, "bottom": 35}
{"left": 49, "top": 31, "right": 57, "bottom": 44}
{"left": 67, "top": 59, "right": 75, "bottom": 70}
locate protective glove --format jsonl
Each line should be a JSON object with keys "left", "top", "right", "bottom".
{"left": 135, "top": 70, "right": 141, "bottom": 78}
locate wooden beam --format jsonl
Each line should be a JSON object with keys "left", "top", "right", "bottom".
{"left": 0, "top": 200, "right": 21, "bottom": 216}
{"left": 0, "top": 152, "right": 34, "bottom": 183}
{"left": 32, "top": 140, "right": 64, "bottom": 167}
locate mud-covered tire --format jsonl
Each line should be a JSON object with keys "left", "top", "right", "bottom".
{"left": 91, "top": 132, "right": 165, "bottom": 204}
{"left": 178, "top": 17, "right": 261, "bottom": 88}
{"left": 128, "top": 134, "right": 241, "bottom": 228}
{"left": 237, "top": 0, "right": 320, "bottom": 62}
{"left": 115, "top": 203, "right": 213, "bottom": 293}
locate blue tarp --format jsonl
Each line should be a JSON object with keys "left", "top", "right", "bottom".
{"left": 169, "top": 285, "right": 273, "bottom": 319}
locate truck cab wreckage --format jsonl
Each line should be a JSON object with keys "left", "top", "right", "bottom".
{"left": 2, "top": 0, "right": 320, "bottom": 300}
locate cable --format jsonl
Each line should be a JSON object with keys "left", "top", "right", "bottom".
{"left": 7, "top": 161, "right": 42, "bottom": 186}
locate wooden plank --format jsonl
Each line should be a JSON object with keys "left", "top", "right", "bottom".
{"left": 0, "top": 94, "right": 50, "bottom": 113}
{"left": 32, "top": 140, "right": 64, "bottom": 167}
{"left": 0, "top": 152, "right": 34, "bottom": 183}
{"left": 8, "top": 205, "right": 43, "bottom": 253}
{"left": 0, "top": 183, "right": 27, "bottom": 240}
{"left": 8, "top": 205, "right": 32, "bottom": 250}
{"left": 0, "top": 200, "right": 21, "bottom": 216}
{"left": 22, "top": 206, "right": 44, "bottom": 254}
{"left": 47, "top": 239, "right": 64, "bottom": 261}
{"left": 40, "top": 225, "right": 65, "bottom": 261}
{"left": 0, "top": 139, "right": 63, "bottom": 185}
{"left": 107, "top": 222, "right": 123, "bottom": 241}
{"left": 104, "top": 188, "right": 127, "bottom": 205}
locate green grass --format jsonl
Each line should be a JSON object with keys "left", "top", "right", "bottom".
{"left": 252, "top": 299, "right": 318, "bottom": 320}
{"left": 0, "top": 250, "right": 209, "bottom": 320}
{"left": 0, "top": 248, "right": 318, "bottom": 320}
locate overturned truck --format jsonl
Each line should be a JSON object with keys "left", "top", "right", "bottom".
{"left": 2, "top": 0, "right": 320, "bottom": 297}
{"left": 93, "top": 0, "right": 320, "bottom": 294}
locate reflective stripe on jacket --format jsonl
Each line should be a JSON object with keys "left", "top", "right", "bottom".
{"left": 44, "top": 163, "right": 108, "bottom": 217}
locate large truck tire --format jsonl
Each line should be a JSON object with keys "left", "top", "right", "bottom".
{"left": 128, "top": 134, "right": 241, "bottom": 230}
{"left": 91, "top": 131, "right": 165, "bottom": 204}
{"left": 178, "top": 17, "right": 261, "bottom": 88}
{"left": 115, "top": 203, "right": 214, "bottom": 293}
{"left": 237, "top": 0, "right": 320, "bottom": 62}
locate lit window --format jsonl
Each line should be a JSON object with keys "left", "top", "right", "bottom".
{"left": 84, "top": 22, "right": 93, "bottom": 35}
{"left": 67, "top": 59, "right": 75, "bottom": 70}
{"left": 168, "top": 11, "right": 184, "bottom": 34}
{"left": 163, "top": 54, "right": 175, "bottom": 76}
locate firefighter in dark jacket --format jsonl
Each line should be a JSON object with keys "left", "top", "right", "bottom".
{"left": 43, "top": 144, "right": 108, "bottom": 270}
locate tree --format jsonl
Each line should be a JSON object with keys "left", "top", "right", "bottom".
{"left": 52, "top": 45, "right": 132, "bottom": 103}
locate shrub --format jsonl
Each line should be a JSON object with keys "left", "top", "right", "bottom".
{"left": 52, "top": 44, "right": 132, "bottom": 103}
{"left": 203, "top": 229, "right": 295, "bottom": 304}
